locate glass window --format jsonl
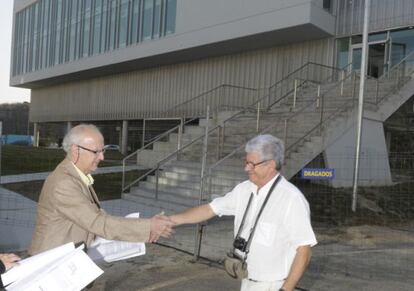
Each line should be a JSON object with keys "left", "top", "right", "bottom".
{"left": 63, "top": 0, "right": 72, "bottom": 62}
{"left": 100, "top": 0, "right": 109, "bottom": 52}
{"left": 34, "top": 2, "right": 41, "bottom": 70}
{"left": 153, "top": 0, "right": 161, "bottom": 38}
{"left": 92, "top": 0, "right": 103, "bottom": 55}
{"left": 165, "top": 0, "right": 176, "bottom": 35}
{"left": 42, "top": 0, "right": 50, "bottom": 68}
{"left": 109, "top": 0, "right": 117, "bottom": 50}
{"left": 82, "top": 0, "right": 92, "bottom": 57}
{"left": 351, "top": 35, "right": 362, "bottom": 44}
{"left": 323, "top": 0, "right": 331, "bottom": 13}
{"left": 69, "top": 0, "right": 79, "bottom": 61}
{"left": 130, "top": 0, "right": 141, "bottom": 44}
{"left": 352, "top": 47, "right": 362, "bottom": 71}
{"left": 55, "top": 0, "right": 62, "bottom": 65}
{"left": 48, "top": 0, "right": 56, "bottom": 67}
{"left": 12, "top": 0, "right": 177, "bottom": 75}
{"left": 368, "top": 32, "right": 387, "bottom": 42}
{"left": 336, "top": 38, "right": 350, "bottom": 69}
{"left": 143, "top": 0, "right": 153, "bottom": 40}
{"left": 390, "top": 28, "right": 414, "bottom": 67}
{"left": 119, "top": 0, "right": 128, "bottom": 47}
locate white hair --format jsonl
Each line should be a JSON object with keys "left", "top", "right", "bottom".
{"left": 245, "top": 134, "right": 285, "bottom": 170}
{"left": 62, "top": 124, "right": 101, "bottom": 153}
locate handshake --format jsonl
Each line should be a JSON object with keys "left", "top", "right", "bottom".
{"left": 148, "top": 212, "right": 176, "bottom": 243}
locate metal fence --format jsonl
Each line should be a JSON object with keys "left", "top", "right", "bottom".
{"left": 1, "top": 150, "right": 413, "bottom": 289}
{"left": 156, "top": 151, "right": 414, "bottom": 289}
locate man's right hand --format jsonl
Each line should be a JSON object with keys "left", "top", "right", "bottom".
{"left": 0, "top": 253, "right": 21, "bottom": 271}
{"left": 148, "top": 214, "right": 175, "bottom": 243}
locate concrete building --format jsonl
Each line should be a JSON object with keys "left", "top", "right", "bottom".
{"left": 10, "top": 0, "right": 414, "bottom": 191}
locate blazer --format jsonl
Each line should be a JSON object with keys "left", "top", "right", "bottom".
{"left": 29, "top": 159, "right": 150, "bottom": 255}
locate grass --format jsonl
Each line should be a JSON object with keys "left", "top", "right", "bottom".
{"left": 0, "top": 145, "right": 146, "bottom": 201}
{"left": 0, "top": 145, "right": 125, "bottom": 175}
{"left": 3, "top": 171, "right": 146, "bottom": 201}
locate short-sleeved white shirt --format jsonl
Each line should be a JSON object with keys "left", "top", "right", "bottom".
{"left": 209, "top": 174, "right": 317, "bottom": 282}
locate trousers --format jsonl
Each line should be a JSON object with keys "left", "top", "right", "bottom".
{"left": 240, "top": 278, "right": 284, "bottom": 291}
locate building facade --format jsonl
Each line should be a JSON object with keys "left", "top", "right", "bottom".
{"left": 10, "top": 0, "right": 414, "bottom": 151}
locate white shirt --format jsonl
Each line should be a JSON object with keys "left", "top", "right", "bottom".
{"left": 210, "top": 175, "right": 317, "bottom": 282}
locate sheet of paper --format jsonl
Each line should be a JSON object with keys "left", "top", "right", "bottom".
{"left": 1, "top": 242, "right": 75, "bottom": 287}
{"left": 7, "top": 246, "right": 103, "bottom": 291}
{"left": 88, "top": 212, "right": 146, "bottom": 263}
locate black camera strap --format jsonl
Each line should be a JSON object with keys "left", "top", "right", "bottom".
{"left": 233, "top": 192, "right": 254, "bottom": 252}
{"left": 246, "top": 175, "right": 283, "bottom": 256}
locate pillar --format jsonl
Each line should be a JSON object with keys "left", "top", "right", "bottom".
{"left": 121, "top": 120, "right": 128, "bottom": 155}
{"left": 66, "top": 121, "right": 72, "bottom": 134}
{"left": 33, "top": 122, "right": 39, "bottom": 147}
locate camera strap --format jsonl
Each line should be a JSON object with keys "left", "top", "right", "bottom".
{"left": 232, "top": 175, "right": 282, "bottom": 259}
{"left": 233, "top": 192, "right": 254, "bottom": 251}
{"left": 245, "top": 175, "right": 282, "bottom": 255}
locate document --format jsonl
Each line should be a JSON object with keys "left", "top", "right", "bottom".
{"left": 87, "top": 212, "right": 146, "bottom": 263}
{"left": 2, "top": 243, "right": 103, "bottom": 291}
{"left": 1, "top": 242, "right": 75, "bottom": 287}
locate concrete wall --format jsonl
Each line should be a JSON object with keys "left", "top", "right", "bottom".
{"left": 324, "top": 116, "right": 392, "bottom": 188}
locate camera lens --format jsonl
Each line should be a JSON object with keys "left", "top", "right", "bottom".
{"left": 233, "top": 237, "right": 247, "bottom": 252}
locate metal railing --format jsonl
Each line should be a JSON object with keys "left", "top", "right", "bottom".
{"left": 202, "top": 52, "right": 414, "bottom": 200}
{"left": 121, "top": 62, "right": 351, "bottom": 193}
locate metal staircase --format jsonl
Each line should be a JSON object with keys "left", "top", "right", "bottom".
{"left": 121, "top": 54, "right": 414, "bottom": 213}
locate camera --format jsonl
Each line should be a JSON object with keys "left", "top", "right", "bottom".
{"left": 233, "top": 236, "right": 248, "bottom": 252}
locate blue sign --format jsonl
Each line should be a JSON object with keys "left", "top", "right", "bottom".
{"left": 301, "top": 168, "right": 335, "bottom": 180}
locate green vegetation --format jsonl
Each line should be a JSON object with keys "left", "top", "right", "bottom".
{"left": 0, "top": 145, "right": 141, "bottom": 201}
{"left": 0, "top": 145, "right": 125, "bottom": 175}
{"left": 3, "top": 171, "right": 144, "bottom": 201}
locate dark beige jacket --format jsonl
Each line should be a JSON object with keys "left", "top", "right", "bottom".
{"left": 29, "top": 159, "right": 150, "bottom": 255}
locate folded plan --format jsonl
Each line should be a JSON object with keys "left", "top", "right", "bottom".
{"left": 87, "top": 212, "right": 146, "bottom": 263}
{"left": 2, "top": 242, "right": 103, "bottom": 291}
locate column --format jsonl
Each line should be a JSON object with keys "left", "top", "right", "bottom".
{"left": 66, "top": 121, "right": 72, "bottom": 134}
{"left": 121, "top": 120, "right": 128, "bottom": 155}
{"left": 33, "top": 122, "right": 39, "bottom": 147}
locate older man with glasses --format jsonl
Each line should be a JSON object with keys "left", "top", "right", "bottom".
{"left": 169, "top": 134, "right": 317, "bottom": 291}
{"left": 30, "top": 124, "right": 174, "bottom": 255}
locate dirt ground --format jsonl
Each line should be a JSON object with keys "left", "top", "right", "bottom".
{"left": 89, "top": 223, "right": 414, "bottom": 291}
{"left": 89, "top": 244, "right": 240, "bottom": 291}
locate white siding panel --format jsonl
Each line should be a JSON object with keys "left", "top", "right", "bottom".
{"left": 30, "top": 38, "right": 334, "bottom": 122}
{"left": 337, "top": 0, "right": 414, "bottom": 36}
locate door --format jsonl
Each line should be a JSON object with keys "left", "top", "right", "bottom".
{"left": 350, "top": 39, "right": 391, "bottom": 78}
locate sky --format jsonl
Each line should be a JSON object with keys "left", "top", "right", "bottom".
{"left": 0, "top": 1, "right": 30, "bottom": 104}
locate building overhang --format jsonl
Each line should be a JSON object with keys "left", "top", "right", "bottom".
{"left": 11, "top": 1, "right": 335, "bottom": 89}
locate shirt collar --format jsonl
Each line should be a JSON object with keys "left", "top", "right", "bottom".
{"left": 71, "top": 162, "right": 94, "bottom": 187}
{"left": 250, "top": 174, "right": 280, "bottom": 196}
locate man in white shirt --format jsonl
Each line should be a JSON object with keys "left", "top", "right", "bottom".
{"left": 170, "top": 134, "right": 317, "bottom": 291}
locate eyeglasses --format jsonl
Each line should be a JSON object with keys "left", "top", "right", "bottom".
{"left": 77, "top": 145, "right": 106, "bottom": 155}
{"left": 244, "top": 159, "right": 271, "bottom": 168}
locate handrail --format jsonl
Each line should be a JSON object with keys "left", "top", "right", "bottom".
{"left": 268, "top": 62, "right": 348, "bottom": 91}
{"left": 122, "top": 117, "right": 198, "bottom": 191}
{"left": 160, "top": 84, "right": 260, "bottom": 118}
{"left": 206, "top": 56, "right": 414, "bottom": 195}
{"left": 122, "top": 62, "right": 348, "bottom": 192}
{"left": 208, "top": 69, "right": 355, "bottom": 172}
{"left": 286, "top": 72, "right": 357, "bottom": 152}
{"left": 123, "top": 116, "right": 233, "bottom": 193}
{"left": 122, "top": 80, "right": 297, "bottom": 192}
{"left": 286, "top": 52, "right": 414, "bottom": 157}
{"left": 379, "top": 50, "right": 414, "bottom": 80}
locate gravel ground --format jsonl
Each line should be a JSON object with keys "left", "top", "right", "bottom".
{"left": 89, "top": 223, "right": 414, "bottom": 291}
